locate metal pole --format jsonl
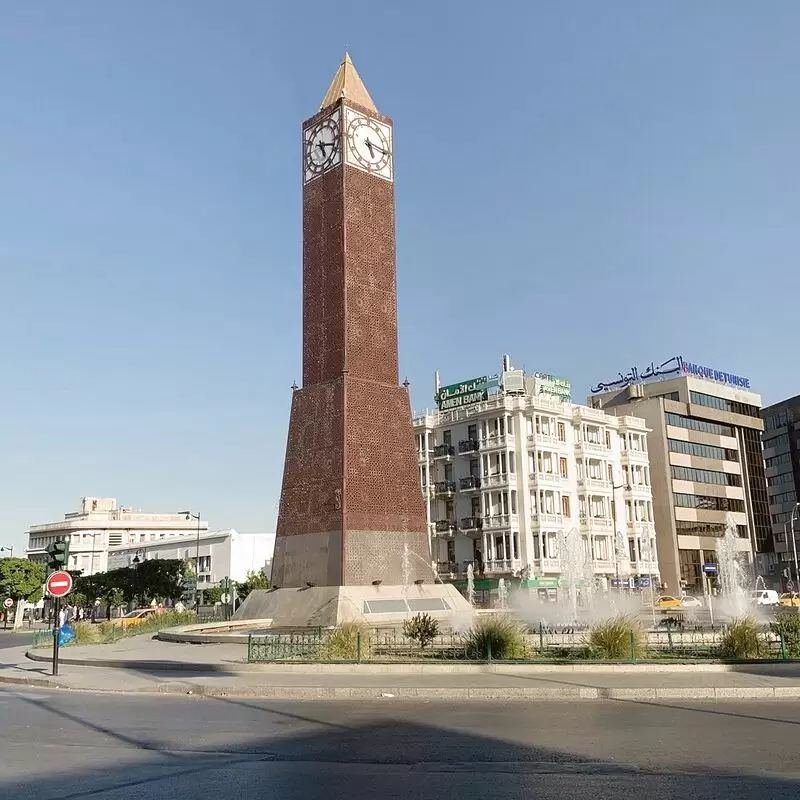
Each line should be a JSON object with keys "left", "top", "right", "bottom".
{"left": 195, "top": 512, "right": 201, "bottom": 607}
{"left": 52, "top": 596, "right": 61, "bottom": 676}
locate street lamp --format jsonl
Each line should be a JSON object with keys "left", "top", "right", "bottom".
{"left": 0, "top": 546, "right": 13, "bottom": 558}
{"left": 181, "top": 511, "right": 202, "bottom": 606}
{"left": 131, "top": 549, "right": 144, "bottom": 608}
{"left": 610, "top": 482, "right": 630, "bottom": 590}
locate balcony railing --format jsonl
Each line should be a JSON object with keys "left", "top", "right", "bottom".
{"left": 481, "top": 433, "right": 511, "bottom": 450}
{"left": 460, "top": 516, "right": 483, "bottom": 531}
{"left": 433, "top": 519, "right": 457, "bottom": 535}
{"left": 432, "top": 444, "right": 455, "bottom": 459}
{"left": 531, "top": 512, "right": 564, "bottom": 528}
{"left": 527, "top": 432, "right": 563, "bottom": 447}
{"left": 482, "top": 473, "right": 509, "bottom": 488}
{"left": 593, "top": 559, "right": 615, "bottom": 573}
{"left": 434, "top": 480, "right": 456, "bottom": 496}
{"left": 534, "top": 471, "right": 568, "bottom": 485}
{"left": 622, "top": 448, "right": 649, "bottom": 461}
{"left": 458, "top": 439, "right": 480, "bottom": 454}
{"left": 538, "top": 557, "right": 561, "bottom": 572}
{"left": 579, "top": 477, "right": 611, "bottom": 489}
{"left": 484, "top": 559, "right": 522, "bottom": 574}
{"left": 578, "top": 441, "right": 609, "bottom": 454}
{"left": 581, "top": 516, "right": 613, "bottom": 531}
{"left": 484, "top": 514, "right": 517, "bottom": 530}
{"left": 459, "top": 475, "right": 482, "bottom": 492}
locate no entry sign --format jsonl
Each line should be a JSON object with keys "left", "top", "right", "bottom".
{"left": 3, "top": 598, "right": 12, "bottom": 609}
{"left": 46, "top": 571, "right": 73, "bottom": 598}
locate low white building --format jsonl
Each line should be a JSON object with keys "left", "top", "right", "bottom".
{"left": 26, "top": 497, "right": 209, "bottom": 576}
{"left": 414, "top": 358, "right": 660, "bottom": 594}
{"left": 106, "top": 529, "right": 274, "bottom": 587}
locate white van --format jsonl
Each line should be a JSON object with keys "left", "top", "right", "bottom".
{"left": 749, "top": 589, "right": 780, "bottom": 606}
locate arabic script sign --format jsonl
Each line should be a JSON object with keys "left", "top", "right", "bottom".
{"left": 436, "top": 374, "right": 500, "bottom": 410}
{"left": 533, "top": 372, "right": 571, "bottom": 400}
{"left": 591, "top": 356, "right": 752, "bottom": 394}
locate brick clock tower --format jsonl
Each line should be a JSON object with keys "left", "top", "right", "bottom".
{"left": 271, "top": 54, "right": 431, "bottom": 588}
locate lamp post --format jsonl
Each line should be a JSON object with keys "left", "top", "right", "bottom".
{"left": 610, "top": 482, "right": 629, "bottom": 591}
{"left": 0, "top": 546, "right": 13, "bottom": 558}
{"left": 182, "top": 511, "right": 202, "bottom": 606}
{"left": 131, "top": 549, "right": 144, "bottom": 610}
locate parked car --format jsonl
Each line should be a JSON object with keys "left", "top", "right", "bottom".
{"left": 654, "top": 596, "right": 682, "bottom": 610}
{"left": 749, "top": 589, "right": 780, "bottom": 606}
{"left": 680, "top": 595, "right": 703, "bottom": 609}
{"left": 779, "top": 593, "right": 800, "bottom": 608}
{"left": 111, "top": 608, "right": 158, "bottom": 628}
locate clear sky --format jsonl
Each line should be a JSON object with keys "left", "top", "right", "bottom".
{"left": 1, "top": 2, "right": 799, "bottom": 551}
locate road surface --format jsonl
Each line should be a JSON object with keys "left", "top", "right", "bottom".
{"left": 0, "top": 630, "right": 33, "bottom": 650}
{"left": 1, "top": 687, "right": 799, "bottom": 798}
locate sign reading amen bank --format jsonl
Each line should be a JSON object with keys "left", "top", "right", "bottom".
{"left": 591, "top": 355, "right": 751, "bottom": 394}
{"left": 436, "top": 375, "right": 500, "bottom": 410}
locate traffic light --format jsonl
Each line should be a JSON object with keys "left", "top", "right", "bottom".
{"left": 46, "top": 539, "right": 69, "bottom": 571}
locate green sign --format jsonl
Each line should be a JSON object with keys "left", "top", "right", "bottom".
{"left": 533, "top": 372, "right": 571, "bottom": 401}
{"left": 436, "top": 374, "right": 500, "bottom": 410}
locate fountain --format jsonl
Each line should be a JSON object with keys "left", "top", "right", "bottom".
{"left": 715, "top": 512, "right": 752, "bottom": 618}
{"left": 401, "top": 542, "right": 411, "bottom": 593}
{"left": 557, "top": 527, "right": 586, "bottom": 622}
{"left": 466, "top": 562, "right": 476, "bottom": 608}
{"left": 497, "top": 578, "right": 509, "bottom": 611}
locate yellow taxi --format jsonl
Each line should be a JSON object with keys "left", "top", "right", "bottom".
{"left": 779, "top": 593, "right": 800, "bottom": 608}
{"left": 654, "top": 595, "right": 682, "bottom": 610}
{"left": 112, "top": 608, "right": 159, "bottom": 628}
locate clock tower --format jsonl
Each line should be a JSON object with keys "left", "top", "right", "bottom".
{"left": 271, "top": 54, "right": 431, "bottom": 588}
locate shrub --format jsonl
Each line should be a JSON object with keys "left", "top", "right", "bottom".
{"left": 771, "top": 613, "right": 800, "bottom": 659}
{"left": 587, "top": 616, "right": 648, "bottom": 660}
{"left": 718, "top": 616, "right": 764, "bottom": 660}
{"left": 323, "top": 622, "right": 370, "bottom": 660}
{"left": 463, "top": 614, "right": 527, "bottom": 660}
{"left": 403, "top": 613, "right": 440, "bottom": 649}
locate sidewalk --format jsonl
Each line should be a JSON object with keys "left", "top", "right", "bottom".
{"left": 3, "top": 635, "right": 800, "bottom": 700}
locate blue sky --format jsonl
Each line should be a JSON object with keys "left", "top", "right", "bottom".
{"left": 1, "top": 2, "right": 799, "bottom": 550}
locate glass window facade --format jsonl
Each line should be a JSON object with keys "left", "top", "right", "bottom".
{"left": 675, "top": 520, "right": 748, "bottom": 538}
{"left": 674, "top": 493, "right": 745, "bottom": 513}
{"left": 668, "top": 438, "right": 739, "bottom": 462}
{"left": 740, "top": 426, "right": 772, "bottom": 552}
{"left": 671, "top": 465, "right": 741, "bottom": 487}
{"left": 689, "top": 391, "right": 760, "bottom": 417}
{"left": 666, "top": 413, "right": 734, "bottom": 438}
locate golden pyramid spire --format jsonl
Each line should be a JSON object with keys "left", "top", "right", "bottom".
{"left": 320, "top": 52, "right": 377, "bottom": 113}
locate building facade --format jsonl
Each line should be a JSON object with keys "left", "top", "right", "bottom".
{"left": 413, "top": 366, "right": 659, "bottom": 593}
{"left": 761, "top": 395, "right": 800, "bottom": 584}
{"left": 106, "top": 530, "right": 274, "bottom": 587}
{"left": 26, "top": 497, "right": 208, "bottom": 576}
{"left": 590, "top": 362, "right": 770, "bottom": 593}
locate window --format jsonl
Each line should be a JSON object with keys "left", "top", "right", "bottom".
{"left": 509, "top": 452, "right": 515, "bottom": 474}
{"left": 559, "top": 457, "right": 568, "bottom": 478}
{"left": 668, "top": 438, "right": 738, "bottom": 461}
{"left": 764, "top": 409, "right": 790, "bottom": 432}
{"left": 674, "top": 493, "right": 745, "bottom": 513}
{"left": 767, "top": 472, "right": 795, "bottom": 487}
{"left": 510, "top": 490, "right": 518, "bottom": 514}
{"left": 442, "top": 430, "right": 452, "bottom": 445}
{"left": 671, "top": 465, "right": 742, "bottom": 487}
{"left": 562, "top": 496, "right": 571, "bottom": 517}
{"left": 675, "top": 520, "right": 749, "bottom": 538}
{"left": 689, "top": 391, "right": 759, "bottom": 417}
{"left": 771, "top": 490, "right": 798, "bottom": 506}
{"left": 557, "top": 422, "right": 566, "bottom": 442}
{"left": 665, "top": 413, "right": 734, "bottom": 438}
{"left": 766, "top": 453, "right": 791, "bottom": 468}
{"left": 763, "top": 433, "right": 789, "bottom": 451}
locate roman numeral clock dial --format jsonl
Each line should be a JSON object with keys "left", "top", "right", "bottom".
{"left": 344, "top": 107, "right": 393, "bottom": 182}
{"left": 303, "top": 110, "right": 341, "bottom": 183}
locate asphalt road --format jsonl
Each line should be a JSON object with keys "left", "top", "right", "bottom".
{"left": 1, "top": 688, "right": 800, "bottom": 799}
{"left": 0, "top": 630, "right": 33, "bottom": 650}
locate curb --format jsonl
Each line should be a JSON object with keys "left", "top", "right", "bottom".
{"left": 25, "top": 650, "right": 247, "bottom": 673}
{"left": 0, "top": 674, "right": 56, "bottom": 688}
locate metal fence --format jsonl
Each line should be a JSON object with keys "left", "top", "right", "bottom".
{"left": 246, "top": 621, "right": 797, "bottom": 664}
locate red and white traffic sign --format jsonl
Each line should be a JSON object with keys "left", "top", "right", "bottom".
{"left": 3, "top": 598, "right": 12, "bottom": 609}
{"left": 46, "top": 571, "right": 73, "bottom": 598}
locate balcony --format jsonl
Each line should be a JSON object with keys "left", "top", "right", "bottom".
{"left": 458, "top": 439, "right": 480, "bottom": 455}
{"left": 482, "top": 473, "right": 509, "bottom": 488}
{"left": 593, "top": 559, "right": 615, "bottom": 574}
{"left": 624, "top": 482, "right": 651, "bottom": 496}
{"left": 534, "top": 471, "right": 568, "bottom": 487}
{"left": 577, "top": 441, "right": 609, "bottom": 455}
{"left": 459, "top": 475, "right": 482, "bottom": 492}
{"left": 579, "top": 477, "right": 611, "bottom": 490}
{"left": 629, "top": 521, "right": 656, "bottom": 535}
{"left": 484, "top": 514, "right": 518, "bottom": 530}
{"left": 481, "top": 433, "right": 511, "bottom": 451}
{"left": 538, "top": 557, "right": 561, "bottom": 572}
{"left": 531, "top": 512, "right": 564, "bottom": 529}
{"left": 622, "top": 448, "right": 649, "bottom": 463}
{"left": 484, "top": 558, "right": 522, "bottom": 575}
{"left": 460, "top": 516, "right": 483, "bottom": 532}
{"left": 433, "top": 519, "right": 457, "bottom": 536}
{"left": 432, "top": 444, "right": 455, "bottom": 460}
{"left": 527, "top": 432, "right": 561, "bottom": 447}
{"left": 581, "top": 516, "right": 613, "bottom": 532}
{"left": 434, "top": 480, "right": 456, "bottom": 497}
{"left": 417, "top": 449, "right": 428, "bottom": 463}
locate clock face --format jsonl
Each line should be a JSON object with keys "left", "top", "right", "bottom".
{"left": 344, "top": 108, "right": 393, "bottom": 182}
{"left": 303, "top": 111, "right": 341, "bottom": 183}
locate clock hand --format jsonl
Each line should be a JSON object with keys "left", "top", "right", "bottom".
{"left": 364, "top": 138, "right": 375, "bottom": 158}
{"left": 317, "top": 141, "right": 328, "bottom": 156}
{"left": 364, "top": 137, "right": 387, "bottom": 156}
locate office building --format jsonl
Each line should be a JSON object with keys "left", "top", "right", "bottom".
{"left": 413, "top": 359, "right": 659, "bottom": 595}
{"left": 25, "top": 497, "right": 209, "bottom": 575}
{"left": 761, "top": 395, "right": 800, "bottom": 584}
{"left": 589, "top": 356, "right": 770, "bottom": 593}
{"left": 106, "top": 529, "right": 274, "bottom": 587}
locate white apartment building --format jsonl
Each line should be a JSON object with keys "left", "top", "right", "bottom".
{"left": 413, "top": 365, "right": 659, "bottom": 593}
{"left": 106, "top": 529, "right": 275, "bottom": 587}
{"left": 26, "top": 497, "right": 209, "bottom": 576}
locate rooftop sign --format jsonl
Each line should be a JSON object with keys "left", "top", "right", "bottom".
{"left": 590, "top": 355, "right": 751, "bottom": 394}
{"left": 533, "top": 372, "right": 571, "bottom": 401}
{"left": 435, "top": 374, "right": 500, "bottom": 410}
